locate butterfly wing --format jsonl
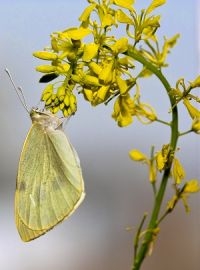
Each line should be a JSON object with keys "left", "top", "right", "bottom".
{"left": 15, "top": 122, "right": 85, "bottom": 241}
{"left": 15, "top": 192, "right": 47, "bottom": 241}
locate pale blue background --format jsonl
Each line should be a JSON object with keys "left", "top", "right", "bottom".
{"left": 0, "top": 1, "right": 199, "bottom": 270}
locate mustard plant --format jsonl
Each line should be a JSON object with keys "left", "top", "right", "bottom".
{"left": 33, "top": 1, "right": 200, "bottom": 269}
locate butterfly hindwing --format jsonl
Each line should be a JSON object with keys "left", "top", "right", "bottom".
{"left": 15, "top": 191, "right": 48, "bottom": 242}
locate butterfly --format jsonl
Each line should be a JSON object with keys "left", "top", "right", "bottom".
{"left": 6, "top": 69, "right": 85, "bottom": 241}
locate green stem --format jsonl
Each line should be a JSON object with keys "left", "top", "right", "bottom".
{"left": 133, "top": 212, "right": 148, "bottom": 261}
{"left": 156, "top": 118, "right": 171, "bottom": 126}
{"left": 179, "top": 129, "right": 192, "bottom": 136}
{"left": 127, "top": 47, "right": 179, "bottom": 270}
{"left": 133, "top": 168, "right": 171, "bottom": 270}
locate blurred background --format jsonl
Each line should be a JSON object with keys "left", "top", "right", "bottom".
{"left": 0, "top": 0, "right": 199, "bottom": 269}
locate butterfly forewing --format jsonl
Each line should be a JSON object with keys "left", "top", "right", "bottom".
{"left": 15, "top": 110, "right": 85, "bottom": 241}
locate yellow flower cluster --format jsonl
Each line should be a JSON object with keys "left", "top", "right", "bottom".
{"left": 41, "top": 84, "right": 77, "bottom": 117}
{"left": 112, "top": 92, "right": 156, "bottom": 127}
{"left": 33, "top": 0, "right": 169, "bottom": 126}
{"left": 129, "top": 144, "right": 199, "bottom": 185}
{"left": 129, "top": 145, "right": 173, "bottom": 183}
{"left": 167, "top": 179, "right": 200, "bottom": 213}
{"left": 170, "top": 77, "right": 200, "bottom": 134}
{"left": 140, "top": 34, "right": 180, "bottom": 68}
{"left": 129, "top": 145, "right": 200, "bottom": 211}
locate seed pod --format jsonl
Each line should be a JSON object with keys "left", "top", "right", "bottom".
{"left": 57, "top": 86, "right": 66, "bottom": 101}
{"left": 33, "top": 51, "right": 58, "bottom": 61}
{"left": 51, "top": 94, "right": 57, "bottom": 101}
{"left": 52, "top": 106, "right": 60, "bottom": 114}
{"left": 42, "top": 84, "right": 53, "bottom": 95}
{"left": 36, "top": 65, "right": 57, "bottom": 73}
{"left": 69, "top": 94, "right": 77, "bottom": 112}
{"left": 42, "top": 92, "right": 52, "bottom": 102}
{"left": 45, "top": 98, "right": 53, "bottom": 106}
{"left": 41, "top": 85, "right": 53, "bottom": 101}
{"left": 64, "top": 94, "right": 70, "bottom": 107}
{"left": 59, "top": 102, "right": 65, "bottom": 110}
{"left": 54, "top": 97, "right": 59, "bottom": 106}
{"left": 67, "top": 107, "right": 72, "bottom": 115}
{"left": 63, "top": 108, "right": 69, "bottom": 117}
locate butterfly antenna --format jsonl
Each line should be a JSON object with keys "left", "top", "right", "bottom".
{"left": 5, "top": 68, "right": 29, "bottom": 113}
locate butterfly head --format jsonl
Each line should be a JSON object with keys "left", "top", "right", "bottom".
{"left": 30, "top": 108, "right": 62, "bottom": 130}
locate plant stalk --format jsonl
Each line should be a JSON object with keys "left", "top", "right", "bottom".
{"left": 127, "top": 47, "right": 179, "bottom": 270}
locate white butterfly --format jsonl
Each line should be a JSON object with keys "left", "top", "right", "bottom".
{"left": 6, "top": 69, "right": 85, "bottom": 241}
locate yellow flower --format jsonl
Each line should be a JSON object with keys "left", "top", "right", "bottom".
{"left": 180, "top": 181, "right": 200, "bottom": 212}
{"left": 112, "top": 94, "right": 135, "bottom": 127}
{"left": 117, "top": 56, "right": 134, "bottom": 68}
{"left": 129, "top": 149, "right": 148, "bottom": 162}
{"left": 82, "top": 88, "right": 93, "bottom": 102}
{"left": 82, "top": 43, "right": 99, "bottom": 62}
{"left": 192, "top": 118, "right": 200, "bottom": 134}
{"left": 184, "top": 179, "right": 200, "bottom": 193}
{"left": 79, "top": 3, "right": 96, "bottom": 23}
{"left": 92, "top": 85, "right": 110, "bottom": 106}
{"left": 98, "top": 61, "right": 114, "bottom": 84}
{"left": 111, "top": 38, "right": 128, "bottom": 54}
{"left": 116, "top": 10, "right": 133, "bottom": 24}
{"left": 62, "top": 27, "right": 92, "bottom": 40}
{"left": 50, "top": 34, "right": 75, "bottom": 57}
{"left": 141, "top": 34, "right": 180, "bottom": 67}
{"left": 102, "top": 14, "right": 115, "bottom": 28}
{"left": 116, "top": 75, "right": 128, "bottom": 95}
{"left": 172, "top": 158, "right": 185, "bottom": 184}
{"left": 32, "top": 0, "right": 170, "bottom": 119}
{"left": 149, "top": 161, "right": 157, "bottom": 183}
{"left": 156, "top": 145, "right": 169, "bottom": 171}
{"left": 156, "top": 151, "right": 165, "bottom": 171}
{"left": 183, "top": 98, "right": 200, "bottom": 119}
{"left": 166, "top": 195, "right": 178, "bottom": 211}
{"left": 129, "top": 149, "right": 157, "bottom": 183}
{"left": 88, "top": 62, "right": 103, "bottom": 75}
{"left": 146, "top": 0, "right": 166, "bottom": 15}
{"left": 189, "top": 75, "right": 200, "bottom": 88}
{"left": 113, "top": 0, "right": 134, "bottom": 10}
